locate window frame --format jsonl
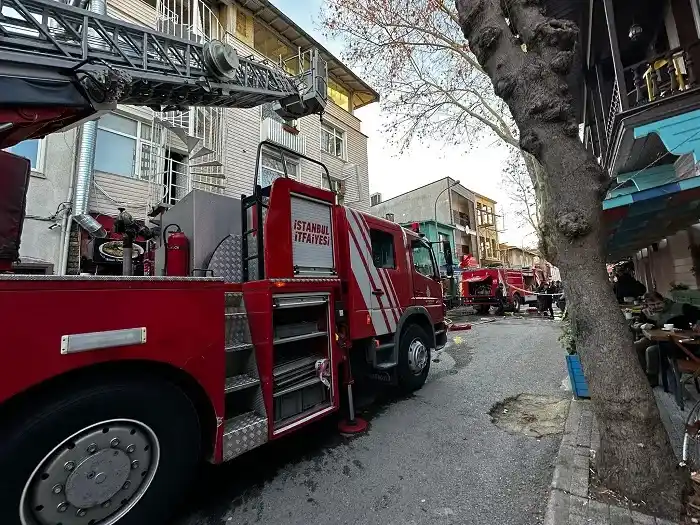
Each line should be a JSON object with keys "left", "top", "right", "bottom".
{"left": 5, "top": 138, "right": 46, "bottom": 176}
{"left": 258, "top": 147, "right": 300, "bottom": 187}
{"left": 411, "top": 239, "right": 439, "bottom": 279}
{"left": 320, "top": 122, "right": 346, "bottom": 160}
{"left": 370, "top": 228, "right": 396, "bottom": 270}
{"left": 95, "top": 112, "right": 153, "bottom": 180}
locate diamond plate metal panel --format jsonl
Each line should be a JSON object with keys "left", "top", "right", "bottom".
{"left": 222, "top": 412, "right": 268, "bottom": 461}
{"left": 207, "top": 234, "right": 243, "bottom": 283}
{"left": 225, "top": 312, "right": 250, "bottom": 346}
{"left": 252, "top": 386, "right": 267, "bottom": 418}
{"left": 224, "top": 374, "right": 260, "bottom": 393}
{"left": 225, "top": 292, "right": 243, "bottom": 309}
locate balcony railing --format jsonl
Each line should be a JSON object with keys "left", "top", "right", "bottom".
{"left": 261, "top": 118, "right": 306, "bottom": 156}
{"left": 624, "top": 43, "right": 698, "bottom": 108}
{"left": 602, "top": 42, "right": 699, "bottom": 146}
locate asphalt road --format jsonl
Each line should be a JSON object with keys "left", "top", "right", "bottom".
{"left": 174, "top": 315, "right": 568, "bottom": 525}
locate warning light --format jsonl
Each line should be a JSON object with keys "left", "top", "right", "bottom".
{"left": 273, "top": 281, "right": 287, "bottom": 288}
{"left": 410, "top": 222, "right": 420, "bottom": 233}
{"left": 366, "top": 313, "right": 371, "bottom": 325}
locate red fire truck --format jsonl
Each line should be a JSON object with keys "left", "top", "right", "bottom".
{"left": 460, "top": 265, "right": 549, "bottom": 313}
{"left": 0, "top": 2, "right": 448, "bottom": 524}
{"left": 460, "top": 267, "right": 528, "bottom": 313}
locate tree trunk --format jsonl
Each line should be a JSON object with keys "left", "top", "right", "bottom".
{"left": 456, "top": 0, "right": 687, "bottom": 517}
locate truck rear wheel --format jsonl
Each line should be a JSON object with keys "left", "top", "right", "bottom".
{"left": 397, "top": 324, "right": 431, "bottom": 393}
{"left": 1, "top": 377, "right": 201, "bottom": 525}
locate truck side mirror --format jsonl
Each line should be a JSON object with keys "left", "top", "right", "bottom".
{"left": 442, "top": 241, "right": 454, "bottom": 277}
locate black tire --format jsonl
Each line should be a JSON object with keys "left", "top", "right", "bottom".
{"left": 397, "top": 324, "right": 431, "bottom": 393}
{"left": 0, "top": 376, "right": 201, "bottom": 525}
{"left": 477, "top": 304, "right": 490, "bottom": 314}
{"left": 512, "top": 294, "right": 522, "bottom": 313}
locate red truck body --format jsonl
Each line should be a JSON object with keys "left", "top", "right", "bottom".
{"left": 460, "top": 267, "right": 530, "bottom": 312}
{"left": 0, "top": 176, "right": 446, "bottom": 464}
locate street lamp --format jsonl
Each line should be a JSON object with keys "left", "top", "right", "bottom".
{"left": 434, "top": 178, "right": 460, "bottom": 251}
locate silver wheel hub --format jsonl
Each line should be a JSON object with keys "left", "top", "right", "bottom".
{"left": 20, "top": 419, "right": 160, "bottom": 525}
{"left": 407, "top": 338, "right": 429, "bottom": 374}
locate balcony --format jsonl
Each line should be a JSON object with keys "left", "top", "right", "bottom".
{"left": 261, "top": 118, "right": 306, "bottom": 156}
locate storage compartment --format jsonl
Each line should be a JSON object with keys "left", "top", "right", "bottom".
{"left": 271, "top": 293, "right": 332, "bottom": 428}
{"left": 274, "top": 382, "right": 327, "bottom": 422}
{"left": 275, "top": 321, "right": 319, "bottom": 340}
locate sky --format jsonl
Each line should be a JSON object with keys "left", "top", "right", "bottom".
{"left": 270, "top": 0, "right": 534, "bottom": 246}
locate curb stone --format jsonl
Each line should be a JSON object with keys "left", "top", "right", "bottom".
{"left": 543, "top": 399, "right": 682, "bottom": 525}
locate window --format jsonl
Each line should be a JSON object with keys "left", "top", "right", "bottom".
{"left": 370, "top": 229, "right": 395, "bottom": 269}
{"left": 259, "top": 150, "right": 298, "bottom": 187}
{"left": 95, "top": 113, "right": 152, "bottom": 179}
{"left": 411, "top": 240, "right": 437, "bottom": 278}
{"left": 253, "top": 20, "right": 295, "bottom": 65}
{"left": 371, "top": 193, "right": 382, "bottom": 206}
{"left": 321, "top": 123, "right": 345, "bottom": 158}
{"left": 236, "top": 10, "right": 248, "bottom": 38}
{"left": 5, "top": 139, "right": 42, "bottom": 171}
{"left": 328, "top": 77, "right": 350, "bottom": 112}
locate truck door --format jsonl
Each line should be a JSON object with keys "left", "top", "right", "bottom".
{"left": 344, "top": 208, "right": 407, "bottom": 336}
{"left": 365, "top": 216, "right": 410, "bottom": 335}
{"left": 409, "top": 238, "right": 443, "bottom": 323}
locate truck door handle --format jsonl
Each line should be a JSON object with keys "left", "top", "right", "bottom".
{"left": 372, "top": 289, "right": 384, "bottom": 296}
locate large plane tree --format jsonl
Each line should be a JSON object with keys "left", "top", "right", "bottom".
{"left": 455, "top": 0, "right": 685, "bottom": 516}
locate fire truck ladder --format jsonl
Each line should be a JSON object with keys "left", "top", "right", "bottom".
{"left": 0, "top": 0, "right": 326, "bottom": 113}
{"left": 241, "top": 140, "right": 333, "bottom": 281}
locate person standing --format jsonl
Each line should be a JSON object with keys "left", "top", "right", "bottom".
{"left": 495, "top": 282, "right": 505, "bottom": 315}
{"left": 545, "top": 281, "right": 556, "bottom": 317}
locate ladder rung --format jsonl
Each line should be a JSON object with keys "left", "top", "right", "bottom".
{"left": 225, "top": 374, "right": 260, "bottom": 394}
{"left": 225, "top": 342, "right": 253, "bottom": 352}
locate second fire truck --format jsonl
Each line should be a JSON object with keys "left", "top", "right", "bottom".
{"left": 0, "top": 1, "right": 449, "bottom": 524}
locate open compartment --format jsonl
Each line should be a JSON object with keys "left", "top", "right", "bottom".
{"left": 271, "top": 293, "right": 332, "bottom": 428}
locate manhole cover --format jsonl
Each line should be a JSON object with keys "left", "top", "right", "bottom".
{"left": 489, "top": 394, "right": 570, "bottom": 438}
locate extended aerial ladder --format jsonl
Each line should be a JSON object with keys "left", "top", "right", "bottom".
{"left": 0, "top": 0, "right": 327, "bottom": 148}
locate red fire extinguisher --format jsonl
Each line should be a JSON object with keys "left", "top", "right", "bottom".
{"left": 163, "top": 224, "right": 189, "bottom": 276}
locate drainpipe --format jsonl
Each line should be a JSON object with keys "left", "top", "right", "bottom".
{"left": 58, "top": 161, "right": 76, "bottom": 275}
{"left": 62, "top": 0, "right": 106, "bottom": 274}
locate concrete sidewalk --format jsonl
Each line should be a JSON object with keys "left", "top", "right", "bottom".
{"left": 544, "top": 399, "right": 680, "bottom": 525}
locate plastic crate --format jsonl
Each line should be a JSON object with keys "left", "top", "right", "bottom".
{"left": 566, "top": 355, "right": 590, "bottom": 399}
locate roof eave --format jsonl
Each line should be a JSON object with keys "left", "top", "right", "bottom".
{"left": 238, "top": 0, "right": 379, "bottom": 105}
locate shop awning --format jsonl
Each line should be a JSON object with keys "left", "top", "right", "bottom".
{"left": 603, "top": 174, "right": 700, "bottom": 259}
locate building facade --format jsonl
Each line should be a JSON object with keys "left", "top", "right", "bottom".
{"left": 475, "top": 194, "right": 500, "bottom": 265}
{"left": 369, "top": 177, "right": 499, "bottom": 266}
{"left": 499, "top": 244, "right": 540, "bottom": 268}
{"left": 8, "top": 0, "right": 377, "bottom": 274}
{"left": 574, "top": 0, "right": 700, "bottom": 294}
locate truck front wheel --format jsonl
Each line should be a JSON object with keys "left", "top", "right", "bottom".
{"left": 1, "top": 377, "right": 201, "bottom": 525}
{"left": 397, "top": 324, "right": 431, "bottom": 393}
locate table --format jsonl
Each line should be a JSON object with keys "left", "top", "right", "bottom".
{"left": 643, "top": 329, "right": 700, "bottom": 409}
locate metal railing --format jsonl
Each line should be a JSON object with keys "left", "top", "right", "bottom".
{"left": 0, "top": 0, "right": 302, "bottom": 108}
{"left": 605, "top": 79, "right": 621, "bottom": 143}
{"left": 261, "top": 118, "right": 306, "bottom": 155}
{"left": 625, "top": 42, "right": 698, "bottom": 107}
